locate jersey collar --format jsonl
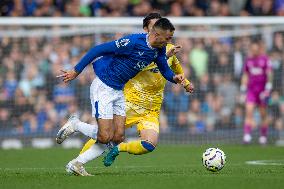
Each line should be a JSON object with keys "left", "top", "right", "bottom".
{"left": 146, "top": 34, "right": 155, "bottom": 50}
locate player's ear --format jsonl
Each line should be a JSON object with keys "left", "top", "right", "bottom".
{"left": 143, "top": 26, "right": 149, "bottom": 33}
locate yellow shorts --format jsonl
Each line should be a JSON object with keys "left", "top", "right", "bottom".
{"left": 125, "top": 102, "right": 160, "bottom": 134}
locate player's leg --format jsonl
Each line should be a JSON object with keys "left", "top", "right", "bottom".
{"left": 119, "top": 115, "right": 159, "bottom": 153}
{"left": 112, "top": 115, "right": 126, "bottom": 144}
{"left": 102, "top": 95, "right": 126, "bottom": 166}
{"left": 66, "top": 141, "right": 108, "bottom": 176}
{"left": 66, "top": 121, "right": 114, "bottom": 176}
{"left": 104, "top": 127, "right": 158, "bottom": 166}
{"left": 243, "top": 102, "right": 255, "bottom": 143}
{"left": 112, "top": 93, "right": 127, "bottom": 144}
{"left": 104, "top": 110, "right": 159, "bottom": 166}
{"left": 64, "top": 78, "right": 117, "bottom": 175}
{"left": 56, "top": 113, "right": 100, "bottom": 144}
{"left": 56, "top": 77, "right": 115, "bottom": 144}
{"left": 258, "top": 105, "right": 269, "bottom": 144}
{"left": 80, "top": 139, "right": 96, "bottom": 154}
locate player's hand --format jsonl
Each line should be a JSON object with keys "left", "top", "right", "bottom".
{"left": 184, "top": 82, "right": 194, "bottom": 93}
{"left": 166, "top": 45, "right": 182, "bottom": 57}
{"left": 260, "top": 90, "right": 270, "bottom": 103}
{"left": 239, "top": 94, "right": 246, "bottom": 104}
{"left": 239, "top": 85, "right": 247, "bottom": 104}
{"left": 173, "top": 74, "right": 185, "bottom": 84}
{"left": 56, "top": 69, "right": 79, "bottom": 83}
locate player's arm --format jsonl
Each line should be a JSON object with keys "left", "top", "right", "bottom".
{"left": 155, "top": 48, "right": 184, "bottom": 84}
{"left": 57, "top": 36, "right": 134, "bottom": 82}
{"left": 170, "top": 55, "right": 193, "bottom": 93}
{"left": 240, "top": 58, "right": 249, "bottom": 93}
{"left": 265, "top": 59, "right": 273, "bottom": 92}
{"left": 56, "top": 41, "right": 118, "bottom": 82}
{"left": 239, "top": 59, "right": 249, "bottom": 103}
{"left": 74, "top": 41, "right": 124, "bottom": 73}
{"left": 260, "top": 59, "right": 273, "bottom": 100}
{"left": 240, "top": 73, "right": 248, "bottom": 93}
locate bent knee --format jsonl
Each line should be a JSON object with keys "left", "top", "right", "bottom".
{"left": 112, "top": 134, "right": 125, "bottom": 144}
{"left": 141, "top": 140, "right": 156, "bottom": 152}
{"left": 97, "top": 134, "right": 111, "bottom": 144}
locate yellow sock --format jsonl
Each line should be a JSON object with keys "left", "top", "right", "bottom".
{"left": 118, "top": 140, "right": 155, "bottom": 155}
{"left": 80, "top": 139, "right": 96, "bottom": 154}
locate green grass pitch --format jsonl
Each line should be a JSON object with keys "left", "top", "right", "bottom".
{"left": 1, "top": 145, "right": 284, "bottom": 189}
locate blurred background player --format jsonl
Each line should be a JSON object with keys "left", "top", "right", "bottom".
{"left": 241, "top": 41, "right": 273, "bottom": 145}
{"left": 65, "top": 13, "right": 194, "bottom": 175}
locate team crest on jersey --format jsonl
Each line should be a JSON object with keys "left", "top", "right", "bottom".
{"left": 115, "top": 38, "right": 130, "bottom": 48}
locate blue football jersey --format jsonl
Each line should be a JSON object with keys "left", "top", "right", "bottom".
{"left": 74, "top": 33, "right": 175, "bottom": 90}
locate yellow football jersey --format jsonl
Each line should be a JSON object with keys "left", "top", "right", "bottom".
{"left": 124, "top": 44, "right": 189, "bottom": 111}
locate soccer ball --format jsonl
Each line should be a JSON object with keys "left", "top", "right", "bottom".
{"left": 202, "top": 148, "right": 226, "bottom": 172}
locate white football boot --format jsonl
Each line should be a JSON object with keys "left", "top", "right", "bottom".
{"left": 65, "top": 160, "right": 92, "bottom": 176}
{"left": 243, "top": 133, "right": 252, "bottom": 144}
{"left": 56, "top": 114, "right": 79, "bottom": 144}
{"left": 259, "top": 136, "right": 267, "bottom": 145}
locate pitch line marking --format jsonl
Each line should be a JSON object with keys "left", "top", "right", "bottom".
{"left": 245, "top": 160, "right": 284, "bottom": 166}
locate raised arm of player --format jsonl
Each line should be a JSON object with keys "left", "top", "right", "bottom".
{"left": 155, "top": 48, "right": 184, "bottom": 84}
{"left": 57, "top": 36, "right": 135, "bottom": 83}
{"left": 170, "top": 54, "right": 194, "bottom": 93}
{"left": 56, "top": 41, "right": 118, "bottom": 82}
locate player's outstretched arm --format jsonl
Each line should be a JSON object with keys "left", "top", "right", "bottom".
{"left": 56, "top": 69, "right": 79, "bottom": 83}
{"left": 74, "top": 41, "right": 118, "bottom": 73}
{"left": 183, "top": 82, "right": 194, "bottom": 93}
{"left": 156, "top": 48, "right": 183, "bottom": 84}
{"left": 173, "top": 74, "right": 185, "bottom": 84}
{"left": 169, "top": 51, "right": 194, "bottom": 93}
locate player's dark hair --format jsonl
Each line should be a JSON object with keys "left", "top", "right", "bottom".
{"left": 153, "top": 18, "right": 175, "bottom": 32}
{"left": 143, "top": 12, "right": 162, "bottom": 28}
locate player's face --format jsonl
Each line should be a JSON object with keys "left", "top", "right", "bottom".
{"left": 250, "top": 43, "right": 259, "bottom": 57}
{"left": 150, "top": 28, "right": 174, "bottom": 48}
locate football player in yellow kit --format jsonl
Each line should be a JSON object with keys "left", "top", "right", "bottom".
{"left": 66, "top": 13, "right": 194, "bottom": 175}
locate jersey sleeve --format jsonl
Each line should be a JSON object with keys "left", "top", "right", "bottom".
{"left": 170, "top": 56, "right": 190, "bottom": 86}
{"left": 74, "top": 35, "right": 135, "bottom": 73}
{"left": 243, "top": 58, "right": 249, "bottom": 74}
{"left": 155, "top": 47, "right": 176, "bottom": 84}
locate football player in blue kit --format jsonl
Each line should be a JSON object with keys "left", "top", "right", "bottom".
{"left": 56, "top": 18, "right": 184, "bottom": 175}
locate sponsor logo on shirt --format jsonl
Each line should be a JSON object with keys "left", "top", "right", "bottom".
{"left": 115, "top": 38, "right": 130, "bottom": 48}
{"left": 249, "top": 67, "right": 263, "bottom": 75}
{"left": 134, "top": 61, "right": 148, "bottom": 70}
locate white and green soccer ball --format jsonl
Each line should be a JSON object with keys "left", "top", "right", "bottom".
{"left": 202, "top": 148, "right": 226, "bottom": 172}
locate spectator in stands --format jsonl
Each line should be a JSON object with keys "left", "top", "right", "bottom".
{"left": 189, "top": 40, "right": 208, "bottom": 79}
{"left": 0, "top": 2, "right": 284, "bottom": 141}
{"left": 0, "top": 0, "right": 283, "bottom": 17}
{"left": 53, "top": 81, "right": 75, "bottom": 118}
{"left": 187, "top": 98, "right": 206, "bottom": 134}
{"left": 163, "top": 84, "right": 190, "bottom": 131}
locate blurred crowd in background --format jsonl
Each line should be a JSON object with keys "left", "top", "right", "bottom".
{"left": 0, "top": 0, "right": 284, "bottom": 17}
{"left": 0, "top": 0, "right": 284, "bottom": 138}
